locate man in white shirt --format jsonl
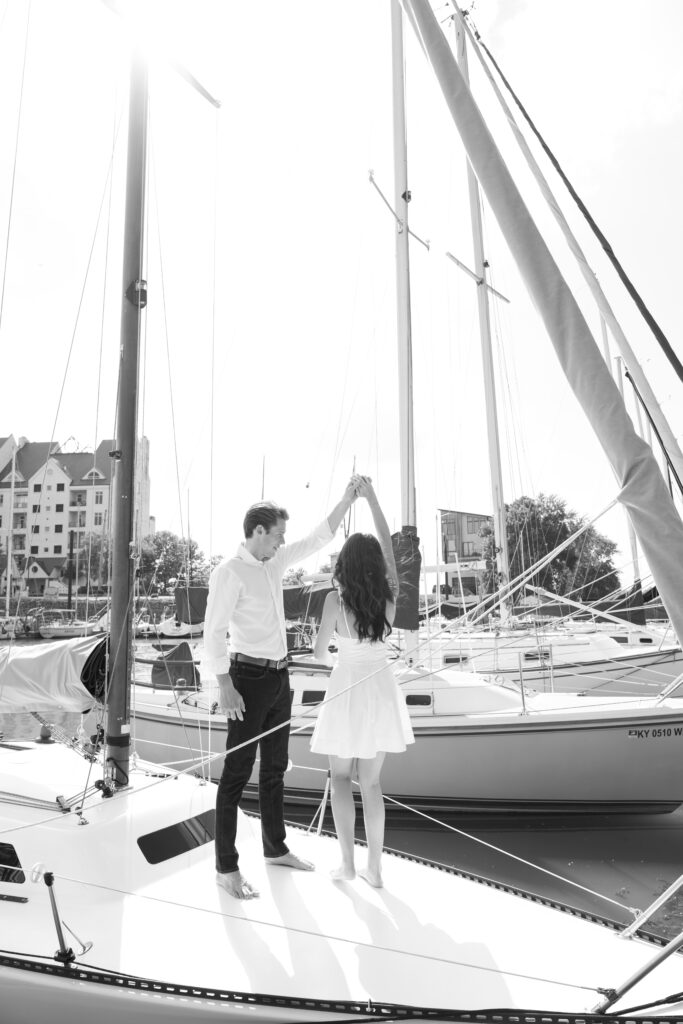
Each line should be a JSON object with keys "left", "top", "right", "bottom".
{"left": 203, "top": 479, "right": 358, "bottom": 899}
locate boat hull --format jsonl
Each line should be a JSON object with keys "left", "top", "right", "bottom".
{"left": 132, "top": 697, "right": 683, "bottom": 815}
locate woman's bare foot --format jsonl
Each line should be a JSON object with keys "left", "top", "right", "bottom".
{"left": 330, "top": 863, "right": 356, "bottom": 881}
{"left": 358, "top": 866, "right": 383, "bottom": 888}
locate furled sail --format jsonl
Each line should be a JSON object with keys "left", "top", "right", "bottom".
{"left": 0, "top": 635, "right": 107, "bottom": 712}
{"left": 392, "top": 525, "right": 421, "bottom": 630}
{"left": 402, "top": 0, "right": 683, "bottom": 643}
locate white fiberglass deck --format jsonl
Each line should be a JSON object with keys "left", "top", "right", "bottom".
{"left": 2, "top": 742, "right": 683, "bottom": 1021}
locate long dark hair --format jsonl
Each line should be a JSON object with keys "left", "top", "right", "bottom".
{"left": 334, "top": 533, "right": 394, "bottom": 642}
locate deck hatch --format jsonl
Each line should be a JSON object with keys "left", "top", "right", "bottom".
{"left": 137, "top": 809, "right": 215, "bottom": 865}
{"left": 301, "top": 690, "right": 325, "bottom": 705}
{"left": 0, "top": 843, "right": 25, "bottom": 884}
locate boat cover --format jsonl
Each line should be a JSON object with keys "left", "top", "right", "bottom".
{"left": 392, "top": 525, "right": 421, "bottom": 630}
{"left": 283, "top": 581, "right": 335, "bottom": 622}
{"left": 0, "top": 635, "right": 107, "bottom": 712}
{"left": 174, "top": 585, "right": 208, "bottom": 624}
{"left": 150, "top": 640, "right": 200, "bottom": 690}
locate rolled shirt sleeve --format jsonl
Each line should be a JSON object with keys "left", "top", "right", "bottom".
{"left": 273, "top": 519, "right": 335, "bottom": 572}
{"left": 202, "top": 520, "right": 336, "bottom": 671}
{"left": 202, "top": 561, "right": 241, "bottom": 675}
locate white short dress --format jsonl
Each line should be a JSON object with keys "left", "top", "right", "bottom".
{"left": 310, "top": 606, "right": 414, "bottom": 759}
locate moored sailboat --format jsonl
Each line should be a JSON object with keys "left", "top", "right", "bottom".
{"left": 4, "top": 3, "right": 683, "bottom": 1020}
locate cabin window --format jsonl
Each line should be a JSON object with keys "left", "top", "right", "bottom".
{"left": 524, "top": 649, "right": 550, "bottom": 661}
{"left": 610, "top": 636, "right": 628, "bottom": 645}
{"left": 405, "top": 693, "right": 431, "bottom": 706}
{"left": 0, "top": 842, "right": 25, "bottom": 884}
{"left": 639, "top": 637, "right": 653, "bottom": 644}
{"left": 137, "top": 808, "right": 215, "bottom": 865}
{"left": 301, "top": 691, "right": 325, "bottom": 705}
{"left": 444, "top": 654, "right": 469, "bottom": 664}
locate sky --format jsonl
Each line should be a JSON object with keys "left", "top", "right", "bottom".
{"left": 0, "top": 0, "right": 681, "bottom": 586}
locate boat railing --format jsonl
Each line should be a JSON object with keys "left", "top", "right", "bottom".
{"left": 593, "top": 924, "right": 683, "bottom": 1012}
{"left": 655, "top": 671, "right": 683, "bottom": 701}
{"left": 619, "top": 872, "right": 683, "bottom": 940}
{"left": 517, "top": 654, "right": 529, "bottom": 714}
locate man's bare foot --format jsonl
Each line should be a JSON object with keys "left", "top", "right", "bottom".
{"left": 358, "top": 867, "right": 383, "bottom": 888}
{"left": 330, "top": 863, "right": 355, "bottom": 881}
{"left": 265, "top": 851, "right": 314, "bottom": 871}
{"left": 216, "top": 870, "right": 260, "bottom": 899}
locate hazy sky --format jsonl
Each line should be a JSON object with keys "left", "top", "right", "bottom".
{"left": 0, "top": 0, "right": 681, "bottom": 585}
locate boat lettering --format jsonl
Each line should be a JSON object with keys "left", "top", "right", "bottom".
{"left": 628, "top": 727, "right": 683, "bottom": 738}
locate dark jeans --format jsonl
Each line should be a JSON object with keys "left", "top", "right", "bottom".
{"left": 215, "top": 662, "right": 291, "bottom": 873}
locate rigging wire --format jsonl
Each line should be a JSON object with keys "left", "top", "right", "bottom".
{"left": 0, "top": 0, "right": 31, "bottom": 340}
{"left": 465, "top": 11, "right": 683, "bottom": 386}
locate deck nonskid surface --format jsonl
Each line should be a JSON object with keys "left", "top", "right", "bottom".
{"left": 71, "top": 813, "right": 683, "bottom": 1013}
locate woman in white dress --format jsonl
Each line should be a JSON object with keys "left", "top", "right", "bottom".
{"left": 310, "top": 476, "right": 414, "bottom": 887}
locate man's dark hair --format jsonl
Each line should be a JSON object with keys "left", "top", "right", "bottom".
{"left": 243, "top": 501, "right": 289, "bottom": 538}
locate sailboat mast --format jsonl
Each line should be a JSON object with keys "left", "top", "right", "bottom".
{"left": 391, "top": 0, "right": 416, "bottom": 529}
{"left": 106, "top": 46, "right": 149, "bottom": 789}
{"left": 454, "top": 20, "right": 510, "bottom": 612}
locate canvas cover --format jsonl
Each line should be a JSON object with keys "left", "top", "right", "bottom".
{"left": 150, "top": 640, "right": 200, "bottom": 690}
{"left": 283, "top": 581, "right": 335, "bottom": 623}
{"left": 392, "top": 526, "right": 421, "bottom": 630}
{"left": 174, "top": 585, "right": 208, "bottom": 625}
{"left": 0, "top": 634, "right": 107, "bottom": 712}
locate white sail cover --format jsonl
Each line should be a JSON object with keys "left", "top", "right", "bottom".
{"left": 402, "top": 0, "right": 683, "bottom": 644}
{"left": 0, "top": 635, "right": 104, "bottom": 713}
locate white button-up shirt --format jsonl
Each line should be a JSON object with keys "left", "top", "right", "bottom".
{"left": 202, "top": 519, "right": 334, "bottom": 675}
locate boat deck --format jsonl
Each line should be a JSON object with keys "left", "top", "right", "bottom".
{"left": 2, "top": 744, "right": 683, "bottom": 1017}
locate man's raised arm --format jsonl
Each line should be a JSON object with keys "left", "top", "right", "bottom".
{"left": 326, "top": 478, "right": 359, "bottom": 534}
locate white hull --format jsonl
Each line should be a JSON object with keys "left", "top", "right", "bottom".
{"left": 38, "top": 623, "right": 104, "bottom": 639}
{"left": 156, "top": 619, "right": 204, "bottom": 639}
{"left": 132, "top": 664, "right": 683, "bottom": 815}
{"left": 3, "top": 741, "right": 683, "bottom": 1021}
{"left": 420, "top": 627, "right": 683, "bottom": 693}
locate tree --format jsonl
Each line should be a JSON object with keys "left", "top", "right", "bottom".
{"left": 138, "top": 532, "right": 222, "bottom": 594}
{"left": 480, "top": 493, "right": 619, "bottom": 602}
{"left": 283, "top": 567, "right": 305, "bottom": 586}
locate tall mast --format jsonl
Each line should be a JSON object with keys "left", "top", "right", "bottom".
{"left": 454, "top": 19, "right": 510, "bottom": 612}
{"left": 390, "top": 0, "right": 422, "bottom": 659}
{"left": 391, "top": 0, "right": 416, "bottom": 529}
{"left": 105, "top": 45, "right": 148, "bottom": 790}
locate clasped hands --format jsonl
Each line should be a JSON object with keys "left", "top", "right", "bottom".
{"left": 347, "top": 472, "right": 374, "bottom": 502}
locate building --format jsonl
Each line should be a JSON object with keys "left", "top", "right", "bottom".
{"left": 0, "top": 435, "right": 153, "bottom": 596}
{"left": 439, "top": 508, "right": 493, "bottom": 602}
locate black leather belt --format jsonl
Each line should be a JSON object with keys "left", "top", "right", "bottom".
{"left": 231, "top": 653, "right": 288, "bottom": 671}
